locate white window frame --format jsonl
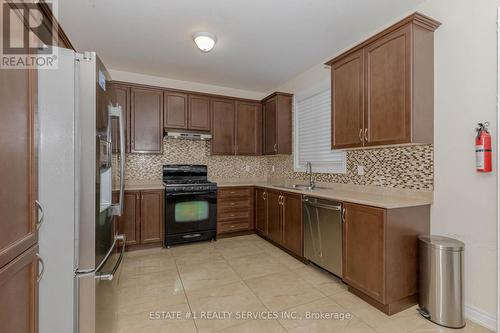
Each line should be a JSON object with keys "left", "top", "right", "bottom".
{"left": 293, "top": 79, "right": 346, "bottom": 173}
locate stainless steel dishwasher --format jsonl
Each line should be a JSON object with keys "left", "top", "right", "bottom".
{"left": 303, "top": 196, "right": 343, "bottom": 277}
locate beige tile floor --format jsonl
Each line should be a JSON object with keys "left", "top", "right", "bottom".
{"left": 115, "top": 234, "right": 493, "bottom": 333}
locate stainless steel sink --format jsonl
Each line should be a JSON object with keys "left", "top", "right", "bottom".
{"left": 272, "top": 184, "right": 330, "bottom": 191}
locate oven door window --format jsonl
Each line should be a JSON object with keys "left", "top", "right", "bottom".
{"left": 165, "top": 191, "right": 217, "bottom": 235}
{"left": 175, "top": 201, "right": 209, "bottom": 222}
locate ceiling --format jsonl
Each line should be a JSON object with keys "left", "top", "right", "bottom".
{"left": 59, "top": 0, "right": 425, "bottom": 92}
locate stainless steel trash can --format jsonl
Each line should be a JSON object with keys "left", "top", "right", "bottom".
{"left": 418, "top": 235, "right": 465, "bottom": 328}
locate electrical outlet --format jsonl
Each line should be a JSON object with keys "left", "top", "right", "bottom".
{"left": 357, "top": 165, "right": 364, "bottom": 176}
{"left": 271, "top": 165, "right": 275, "bottom": 172}
{"left": 245, "top": 165, "right": 250, "bottom": 172}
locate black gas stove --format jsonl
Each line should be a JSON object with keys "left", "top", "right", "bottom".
{"left": 163, "top": 165, "right": 217, "bottom": 246}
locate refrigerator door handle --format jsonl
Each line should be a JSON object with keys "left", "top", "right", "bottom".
{"left": 75, "top": 234, "right": 125, "bottom": 277}
{"left": 96, "top": 234, "right": 126, "bottom": 281}
{"left": 109, "top": 105, "right": 125, "bottom": 216}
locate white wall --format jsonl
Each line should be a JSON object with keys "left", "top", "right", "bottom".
{"left": 417, "top": 0, "right": 498, "bottom": 330}
{"left": 109, "top": 69, "right": 267, "bottom": 100}
{"left": 274, "top": 1, "right": 499, "bottom": 330}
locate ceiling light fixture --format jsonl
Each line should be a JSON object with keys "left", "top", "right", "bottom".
{"left": 193, "top": 32, "right": 217, "bottom": 52}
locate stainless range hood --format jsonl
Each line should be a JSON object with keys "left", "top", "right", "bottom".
{"left": 165, "top": 130, "right": 212, "bottom": 141}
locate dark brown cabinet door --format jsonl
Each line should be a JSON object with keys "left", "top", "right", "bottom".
{"left": 262, "top": 93, "right": 292, "bottom": 155}
{"left": 235, "top": 102, "right": 262, "bottom": 155}
{"left": 343, "top": 203, "right": 386, "bottom": 303}
{"left": 275, "top": 94, "right": 292, "bottom": 154}
{"left": 140, "top": 190, "right": 164, "bottom": 245}
{"left": 117, "top": 192, "right": 140, "bottom": 246}
{"left": 266, "top": 190, "right": 282, "bottom": 244}
{"left": 281, "top": 193, "right": 302, "bottom": 256}
{"left": 211, "top": 98, "right": 235, "bottom": 155}
{"left": 365, "top": 26, "right": 411, "bottom": 146}
{"left": 0, "top": 63, "right": 38, "bottom": 269}
{"left": 189, "top": 94, "right": 211, "bottom": 131}
{"left": 164, "top": 91, "right": 188, "bottom": 130}
{"left": 331, "top": 50, "right": 364, "bottom": 149}
{"left": 0, "top": 245, "right": 38, "bottom": 333}
{"left": 255, "top": 188, "right": 267, "bottom": 235}
{"left": 110, "top": 84, "right": 130, "bottom": 153}
{"left": 130, "top": 88, "right": 163, "bottom": 153}
{"left": 262, "top": 97, "right": 277, "bottom": 155}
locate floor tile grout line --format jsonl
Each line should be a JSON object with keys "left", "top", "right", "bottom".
{"left": 171, "top": 250, "right": 200, "bottom": 333}
{"left": 218, "top": 239, "right": 293, "bottom": 333}
{"left": 219, "top": 236, "right": 339, "bottom": 333}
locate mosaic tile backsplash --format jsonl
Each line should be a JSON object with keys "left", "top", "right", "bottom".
{"left": 117, "top": 138, "right": 433, "bottom": 191}
{"left": 268, "top": 145, "right": 433, "bottom": 190}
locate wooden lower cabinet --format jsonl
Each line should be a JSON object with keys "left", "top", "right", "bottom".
{"left": 114, "top": 189, "right": 164, "bottom": 250}
{"left": 217, "top": 187, "right": 254, "bottom": 235}
{"left": 255, "top": 188, "right": 302, "bottom": 257}
{"left": 0, "top": 245, "right": 39, "bottom": 333}
{"left": 116, "top": 191, "right": 140, "bottom": 246}
{"left": 255, "top": 188, "right": 267, "bottom": 234}
{"left": 342, "top": 202, "right": 430, "bottom": 315}
{"left": 343, "top": 204, "right": 386, "bottom": 303}
{"left": 140, "top": 191, "right": 164, "bottom": 244}
{"left": 266, "top": 190, "right": 282, "bottom": 243}
{"left": 281, "top": 193, "right": 302, "bottom": 256}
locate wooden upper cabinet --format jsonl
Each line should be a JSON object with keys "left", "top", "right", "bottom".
{"left": 130, "top": 87, "right": 163, "bottom": 154}
{"left": 281, "top": 192, "right": 302, "bottom": 256}
{"left": 262, "top": 97, "right": 277, "bottom": 155}
{"left": 255, "top": 188, "right": 267, "bottom": 235}
{"left": 164, "top": 91, "right": 188, "bottom": 130}
{"left": 235, "top": 101, "right": 262, "bottom": 155}
{"left": 211, "top": 98, "right": 236, "bottom": 155}
{"left": 343, "top": 203, "right": 386, "bottom": 303}
{"left": 189, "top": 94, "right": 211, "bottom": 131}
{"left": 327, "top": 13, "right": 440, "bottom": 148}
{"left": 139, "top": 190, "right": 163, "bottom": 245}
{"left": 331, "top": 50, "right": 364, "bottom": 149}
{"left": 365, "top": 26, "right": 411, "bottom": 146}
{"left": 0, "top": 245, "right": 39, "bottom": 333}
{"left": 0, "top": 58, "right": 38, "bottom": 269}
{"left": 262, "top": 93, "right": 292, "bottom": 155}
{"left": 110, "top": 84, "right": 130, "bottom": 153}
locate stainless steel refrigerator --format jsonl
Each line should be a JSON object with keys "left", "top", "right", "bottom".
{"left": 37, "top": 47, "right": 126, "bottom": 333}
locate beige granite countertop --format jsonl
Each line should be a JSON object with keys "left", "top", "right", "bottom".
{"left": 114, "top": 180, "right": 164, "bottom": 191}
{"left": 115, "top": 178, "right": 432, "bottom": 209}
{"left": 212, "top": 178, "right": 432, "bottom": 209}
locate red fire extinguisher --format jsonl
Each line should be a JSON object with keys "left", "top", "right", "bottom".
{"left": 475, "top": 122, "right": 492, "bottom": 172}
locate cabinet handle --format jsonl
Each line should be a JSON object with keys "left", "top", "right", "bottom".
{"left": 273, "top": 143, "right": 277, "bottom": 153}
{"left": 230, "top": 202, "right": 235, "bottom": 206}
{"left": 282, "top": 195, "right": 285, "bottom": 206}
{"left": 358, "top": 129, "right": 363, "bottom": 142}
{"left": 364, "top": 128, "right": 369, "bottom": 142}
{"left": 36, "top": 254, "right": 45, "bottom": 283}
{"left": 342, "top": 208, "right": 346, "bottom": 222}
{"left": 262, "top": 192, "right": 266, "bottom": 201}
{"left": 35, "top": 200, "right": 45, "bottom": 230}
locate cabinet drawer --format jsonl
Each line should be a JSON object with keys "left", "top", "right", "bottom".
{"left": 218, "top": 199, "right": 251, "bottom": 211}
{"left": 218, "top": 188, "right": 252, "bottom": 198}
{"left": 217, "top": 210, "right": 250, "bottom": 221}
{"left": 218, "top": 221, "right": 250, "bottom": 233}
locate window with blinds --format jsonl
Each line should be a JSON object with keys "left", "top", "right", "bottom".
{"left": 294, "top": 87, "right": 346, "bottom": 173}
